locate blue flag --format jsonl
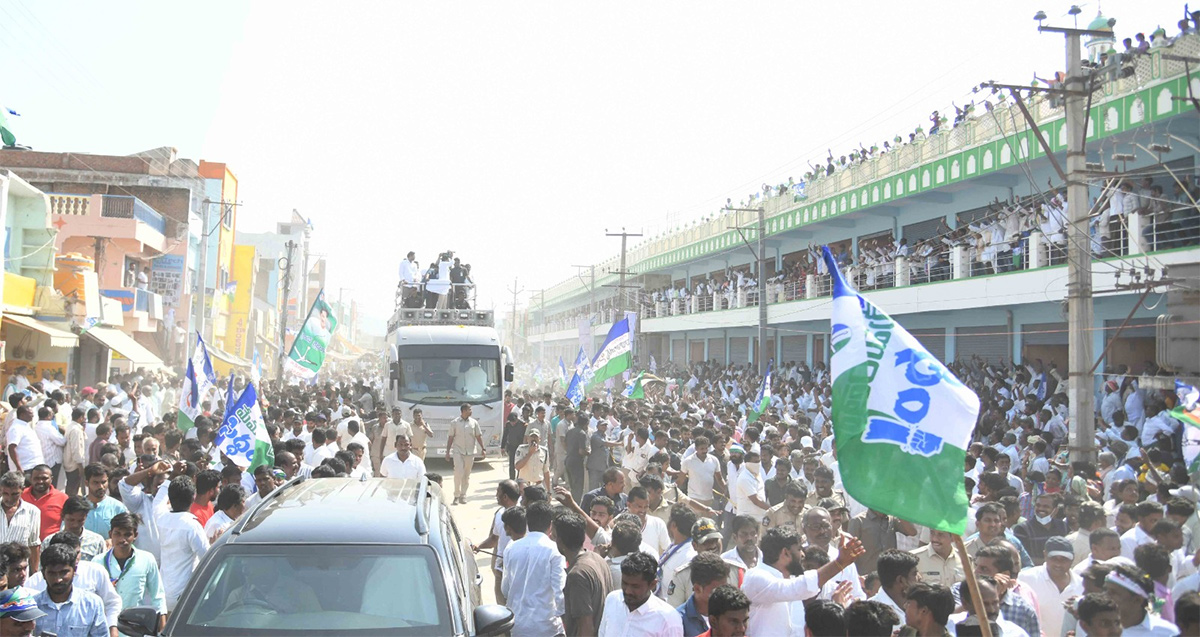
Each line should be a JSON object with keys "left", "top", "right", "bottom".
{"left": 216, "top": 381, "right": 274, "bottom": 472}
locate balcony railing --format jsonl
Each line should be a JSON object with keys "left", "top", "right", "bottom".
{"left": 527, "top": 208, "right": 1200, "bottom": 334}
{"left": 100, "top": 195, "right": 166, "bottom": 235}
{"left": 48, "top": 194, "right": 90, "bottom": 216}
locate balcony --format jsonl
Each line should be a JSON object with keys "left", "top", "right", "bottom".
{"left": 49, "top": 193, "right": 168, "bottom": 253}
{"left": 99, "top": 287, "right": 164, "bottom": 332}
{"left": 100, "top": 195, "right": 166, "bottom": 235}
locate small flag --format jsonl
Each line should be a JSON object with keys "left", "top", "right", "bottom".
{"left": 178, "top": 334, "right": 218, "bottom": 432}
{"left": 823, "top": 246, "right": 980, "bottom": 535}
{"left": 1173, "top": 381, "right": 1200, "bottom": 427}
{"left": 622, "top": 372, "right": 646, "bottom": 400}
{"left": 747, "top": 360, "right": 773, "bottom": 424}
{"left": 558, "top": 357, "right": 568, "bottom": 385}
{"left": 1175, "top": 381, "right": 1200, "bottom": 472}
{"left": 566, "top": 370, "right": 585, "bottom": 407}
{"left": 587, "top": 317, "right": 633, "bottom": 388}
{"left": 215, "top": 380, "right": 274, "bottom": 473}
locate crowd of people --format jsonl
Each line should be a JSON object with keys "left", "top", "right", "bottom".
{"left": 0, "top": 365, "right": 410, "bottom": 636}
{"left": 476, "top": 353, "right": 1200, "bottom": 636}
{"left": 0, "top": 337, "right": 1195, "bottom": 636}
{"left": 396, "top": 249, "right": 476, "bottom": 310}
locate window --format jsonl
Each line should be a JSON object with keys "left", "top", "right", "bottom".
{"left": 396, "top": 347, "right": 502, "bottom": 405}
{"left": 178, "top": 545, "right": 451, "bottom": 635}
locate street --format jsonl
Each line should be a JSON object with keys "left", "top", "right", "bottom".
{"left": 426, "top": 455, "right": 510, "bottom": 605}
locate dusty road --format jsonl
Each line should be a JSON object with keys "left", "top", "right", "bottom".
{"left": 425, "top": 454, "right": 514, "bottom": 606}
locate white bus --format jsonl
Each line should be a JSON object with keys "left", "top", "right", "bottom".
{"left": 385, "top": 307, "right": 513, "bottom": 456}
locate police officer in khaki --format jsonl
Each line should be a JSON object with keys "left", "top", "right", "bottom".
{"left": 908, "top": 528, "right": 965, "bottom": 586}
{"left": 763, "top": 482, "right": 808, "bottom": 532}
{"left": 666, "top": 517, "right": 742, "bottom": 607}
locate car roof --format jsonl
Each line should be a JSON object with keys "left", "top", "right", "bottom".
{"left": 228, "top": 476, "right": 445, "bottom": 545}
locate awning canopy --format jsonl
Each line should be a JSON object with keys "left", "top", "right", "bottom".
{"left": 3, "top": 314, "right": 78, "bottom": 348}
{"left": 208, "top": 346, "right": 252, "bottom": 376}
{"left": 85, "top": 327, "right": 164, "bottom": 369}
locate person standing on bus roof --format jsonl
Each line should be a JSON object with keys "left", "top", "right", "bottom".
{"left": 446, "top": 403, "right": 485, "bottom": 505}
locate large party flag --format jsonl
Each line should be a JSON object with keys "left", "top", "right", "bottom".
{"left": 178, "top": 334, "right": 218, "bottom": 432}
{"left": 587, "top": 317, "right": 632, "bottom": 387}
{"left": 284, "top": 289, "right": 338, "bottom": 380}
{"left": 0, "top": 106, "right": 17, "bottom": 147}
{"left": 747, "top": 360, "right": 773, "bottom": 423}
{"left": 822, "top": 246, "right": 980, "bottom": 534}
{"left": 622, "top": 372, "right": 646, "bottom": 400}
{"left": 215, "top": 380, "right": 274, "bottom": 473}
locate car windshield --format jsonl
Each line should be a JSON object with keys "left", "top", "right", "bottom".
{"left": 176, "top": 545, "right": 452, "bottom": 635}
{"left": 399, "top": 357, "right": 501, "bottom": 404}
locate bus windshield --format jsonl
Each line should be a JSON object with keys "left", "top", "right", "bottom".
{"left": 398, "top": 357, "right": 501, "bottom": 404}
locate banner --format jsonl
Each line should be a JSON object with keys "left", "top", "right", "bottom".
{"left": 284, "top": 289, "right": 338, "bottom": 380}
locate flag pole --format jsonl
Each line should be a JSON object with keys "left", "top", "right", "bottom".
{"left": 952, "top": 535, "right": 994, "bottom": 637}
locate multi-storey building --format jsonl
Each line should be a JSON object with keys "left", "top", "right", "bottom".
{"left": 532, "top": 28, "right": 1200, "bottom": 381}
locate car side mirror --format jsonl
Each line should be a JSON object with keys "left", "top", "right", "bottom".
{"left": 118, "top": 607, "right": 160, "bottom": 636}
{"left": 504, "top": 363, "right": 514, "bottom": 383}
{"left": 474, "top": 604, "right": 514, "bottom": 636}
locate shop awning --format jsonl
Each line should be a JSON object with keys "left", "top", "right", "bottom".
{"left": 2, "top": 314, "right": 78, "bottom": 348}
{"left": 85, "top": 327, "right": 165, "bottom": 369}
{"left": 208, "top": 346, "right": 252, "bottom": 376}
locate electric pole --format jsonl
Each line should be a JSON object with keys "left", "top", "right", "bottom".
{"left": 725, "top": 206, "right": 769, "bottom": 376}
{"left": 605, "top": 228, "right": 643, "bottom": 364}
{"left": 194, "top": 201, "right": 212, "bottom": 343}
{"left": 276, "top": 240, "right": 296, "bottom": 382}
{"left": 507, "top": 277, "right": 524, "bottom": 356}
{"left": 572, "top": 264, "right": 597, "bottom": 357}
{"left": 983, "top": 18, "right": 1109, "bottom": 464}
{"left": 1043, "top": 22, "right": 1101, "bottom": 464}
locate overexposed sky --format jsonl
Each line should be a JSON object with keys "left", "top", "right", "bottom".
{"left": 0, "top": 0, "right": 1180, "bottom": 328}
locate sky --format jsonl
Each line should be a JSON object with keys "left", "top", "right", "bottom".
{"left": 0, "top": 0, "right": 1181, "bottom": 332}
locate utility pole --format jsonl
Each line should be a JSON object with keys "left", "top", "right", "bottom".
{"left": 725, "top": 206, "right": 769, "bottom": 376}
{"left": 536, "top": 289, "right": 546, "bottom": 367}
{"left": 1043, "top": 22, "right": 1101, "bottom": 464}
{"left": 194, "top": 200, "right": 212, "bottom": 343}
{"left": 276, "top": 240, "right": 297, "bottom": 382}
{"left": 507, "top": 277, "right": 524, "bottom": 356}
{"left": 572, "top": 264, "right": 597, "bottom": 357}
{"left": 605, "top": 228, "right": 643, "bottom": 315}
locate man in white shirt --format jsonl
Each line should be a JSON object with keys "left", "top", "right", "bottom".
{"left": 379, "top": 434, "right": 426, "bottom": 480}
{"left": 501, "top": 501, "right": 566, "bottom": 637}
{"left": 7, "top": 406, "right": 44, "bottom": 475}
{"left": 398, "top": 251, "right": 420, "bottom": 307}
{"left": 742, "top": 527, "right": 865, "bottom": 637}
{"left": 733, "top": 450, "right": 769, "bottom": 519}
{"left": 622, "top": 427, "right": 654, "bottom": 487}
{"left": 158, "top": 476, "right": 210, "bottom": 611}
{"left": 1017, "top": 536, "right": 1082, "bottom": 637}
{"left": 33, "top": 408, "right": 65, "bottom": 482}
{"left": 677, "top": 436, "right": 724, "bottom": 508}
{"left": 597, "top": 550, "right": 683, "bottom": 637}
{"left": 1121, "top": 502, "right": 1162, "bottom": 559}
{"left": 628, "top": 487, "right": 670, "bottom": 556}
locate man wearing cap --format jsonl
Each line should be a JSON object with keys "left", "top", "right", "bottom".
{"left": 1101, "top": 380, "right": 1123, "bottom": 426}
{"left": 0, "top": 586, "right": 46, "bottom": 637}
{"left": 515, "top": 429, "right": 550, "bottom": 490}
{"left": 1018, "top": 536, "right": 1083, "bottom": 637}
{"left": 666, "top": 518, "right": 739, "bottom": 607}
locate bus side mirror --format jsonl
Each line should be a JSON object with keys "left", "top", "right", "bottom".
{"left": 504, "top": 363, "right": 514, "bottom": 383}
{"left": 390, "top": 362, "right": 400, "bottom": 391}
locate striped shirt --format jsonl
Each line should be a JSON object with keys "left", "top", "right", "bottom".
{"left": 0, "top": 500, "right": 41, "bottom": 547}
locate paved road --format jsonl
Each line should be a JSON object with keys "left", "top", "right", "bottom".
{"left": 425, "top": 455, "right": 512, "bottom": 606}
